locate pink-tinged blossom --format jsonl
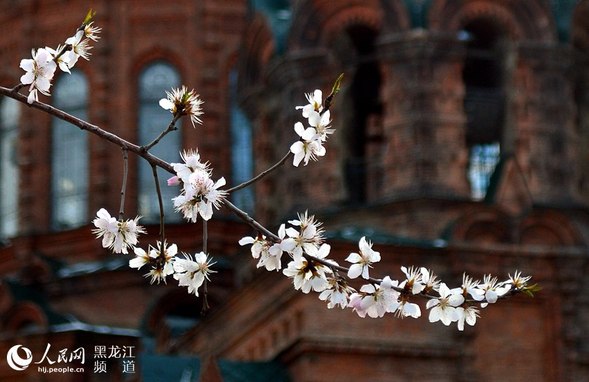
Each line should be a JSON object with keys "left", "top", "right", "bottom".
{"left": 173, "top": 252, "right": 216, "bottom": 296}
{"left": 426, "top": 282, "right": 464, "bottom": 326}
{"left": 159, "top": 85, "right": 204, "bottom": 127}
{"left": 348, "top": 276, "right": 400, "bottom": 318}
{"left": 345, "top": 236, "right": 380, "bottom": 279}
{"left": 167, "top": 176, "right": 180, "bottom": 186}
{"left": 282, "top": 243, "right": 333, "bottom": 293}
{"left": 20, "top": 48, "right": 57, "bottom": 104}
{"left": 92, "top": 208, "right": 145, "bottom": 254}
{"left": 296, "top": 89, "right": 323, "bottom": 118}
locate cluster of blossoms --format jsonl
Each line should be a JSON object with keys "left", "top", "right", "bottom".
{"left": 290, "top": 90, "right": 334, "bottom": 166}
{"left": 169, "top": 150, "right": 228, "bottom": 222}
{"left": 13, "top": 11, "right": 537, "bottom": 331}
{"left": 238, "top": 208, "right": 534, "bottom": 330}
{"left": 93, "top": 209, "right": 215, "bottom": 295}
{"left": 128, "top": 241, "right": 215, "bottom": 294}
{"left": 92, "top": 208, "right": 145, "bottom": 254}
{"left": 19, "top": 14, "right": 100, "bottom": 104}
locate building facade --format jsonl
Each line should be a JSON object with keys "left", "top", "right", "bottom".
{"left": 1, "top": 0, "right": 589, "bottom": 381}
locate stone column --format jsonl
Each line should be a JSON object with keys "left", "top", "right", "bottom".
{"left": 377, "top": 30, "right": 470, "bottom": 200}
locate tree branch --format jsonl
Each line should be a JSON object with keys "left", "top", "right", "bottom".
{"left": 0, "top": 86, "right": 175, "bottom": 174}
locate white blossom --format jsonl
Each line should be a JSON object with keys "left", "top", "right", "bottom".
{"left": 65, "top": 30, "right": 92, "bottom": 62}
{"left": 396, "top": 299, "right": 421, "bottom": 318}
{"left": 308, "top": 110, "right": 333, "bottom": 139}
{"left": 159, "top": 85, "right": 204, "bottom": 127}
{"left": 400, "top": 266, "right": 426, "bottom": 295}
{"left": 92, "top": 208, "right": 145, "bottom": 254}
{"left": 129, "top": 241, "right": 177, "bottom": 284}
{"left": 173, "top": 252, "right": 216, "bottom": 296}
{"left": 83, "top": 22, "right": 102, "bottom": 42}
{"left": 282, "top": 243, "right": 333, "bottom": 293}
{"left": 420, "top": 267, "right": 440, "bottom": 292}
{"left": 46, "top": 45, "right": 75, "bottom": 73}
{"left": 345, "top": 236, "right": 380, "bottom": 279}
{"left": 479, "top": 274, "right": 510, "bottom": 307}
{"left": 318, "top": 276, "right": 355, "bottom": 309}
{"left": 508, "top": 270, "right": 532, "bottom": 290}
{"left": 173, "top": 170, "right": 227, "bottom": 222}
{"left": 426, "top": 283, "right": 464, "bottom": 326}
{"left": 460, "top": 273, "right": 484, "bottom": 301}
{"left": 239, "top": 225, "right": 286, "bottom": 271}
{"left": 172, "top": 149, "right": 210, "bottom": 184}
{"left": 348, "top": 277, "right": 400, "bottom": 318}
{"left": 296, "top": 89, "right": 323, "bottom": 118}
{"left": 128, "top": 246, "right": 152, "bottom": 270}
{"left": 281, "top": 211, "right": 324, "bottom": 262}
{"left": 456, "top": 305, "right": 479, "bottom": 331}
{"left": 290, "top": 122, "right": 325, "bottom": 167}
{"left": 20, "top": 48, "right": 57, "bottom": 104}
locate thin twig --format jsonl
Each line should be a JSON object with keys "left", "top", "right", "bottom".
{"left": 226, "top": 151, "right": 291, "bottom": 193}
{"left": 220, "top": 199, "right": 277, "bottom": 240}
{"left": 118, "top": 149, "right": 128, "bottom": 220}
{"left": 202, "top": 220, "right": 208, "bottom": 254}
{"left": 142, "top": 113, "right": 181, "bottom": 152}
{"left": 151, "top": 164, "right": 166, "bottom": 248}
{"left": 10, "top": 84, "right": 26, "bottom": 92}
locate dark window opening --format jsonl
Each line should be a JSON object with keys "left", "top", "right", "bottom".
{"left": 462, "top": 20, "right": 506, "bottom": 199}
{"left": 163, "top": 303, "right": 201, "bottom": 338}
{"left": 343, "top": 25, "right": 381, "bottom": 204}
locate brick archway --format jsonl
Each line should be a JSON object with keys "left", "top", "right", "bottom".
{"left": 449, "top": 207, "right": 513, "bottom": 244}
{"left": 428, "top": 0, "right": 556, "bottom": 42}
{"left": 518, "top": 210, "right": 581, "bottom": 246}
{"left": 2, "top": 302, "right": 48, "bottom": 333}
{"left": 287, "top": 0, "right": 409, "bottom": 51}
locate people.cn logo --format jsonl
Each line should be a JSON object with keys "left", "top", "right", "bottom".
{"left": 6, "top": 345, "right": 33, "bottom": 371}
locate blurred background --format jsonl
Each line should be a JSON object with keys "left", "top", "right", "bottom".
{"left": 0, "top": 0, "right": 588, "bottom": 380}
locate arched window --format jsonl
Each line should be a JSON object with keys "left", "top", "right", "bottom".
{"left": 138, "top": 62, "right": 181, "bottom": 223}
{"left": 0, "top": 97, "right": 20, "bottom": 238}
{"left": 462, "top": 21, "right": 505, "bottom": 200}
{"left": 229, "top": 69, "right": 254, "bottom": 213}
{"left": 51, "top": 70, "right": 89, "bottom": 230}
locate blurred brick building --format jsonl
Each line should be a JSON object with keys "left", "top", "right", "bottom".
{"left": 1, "top": 0, "right": 589, "bottom": 381}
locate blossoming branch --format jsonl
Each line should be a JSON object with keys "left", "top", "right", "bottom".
{"left": 0, "top": 11, "right": 540, "bottom": 332}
